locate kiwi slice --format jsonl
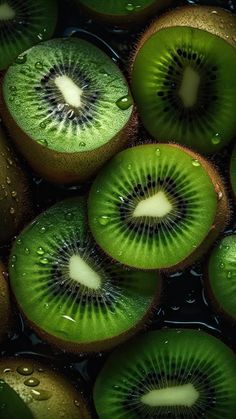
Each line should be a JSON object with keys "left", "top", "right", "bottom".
{"left": 131, "top": 6, "right": 236, "bottom": 154}
{"left": 76, "top": 0, "right": 174, "bottom": 25}
{"left": 230, "top": 144, "right": 236, "bottom": 197}
{"left": 9, "top": 197, "right": 161, "bottom": 352}
{"left": 0, "top": 358, "right": 90, "bottom": 418}
{"left": 207, "top": 234, "right": 236, "bottom": 322}
{"left": 0, "top": 0, "right": 57, "bottom": 71}
{"left": 0, "top": 126, "right": 32, "bottom": 245}
{"left": 1, "top": 38, "right": 134, "bottom": 184}
{"left": 94, "top": 328, "right": 236, "bottom": 419}
{"left": 0, "top": 261, "right": 11, "bottom": 343}
{"left": 88, "top": 143, "right": 228, "bottom": 270}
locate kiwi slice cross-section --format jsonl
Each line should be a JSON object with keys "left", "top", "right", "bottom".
{"left": 76, "top": 0, "right": 174, "bottom": 25}
{"left": 94, "top": 329, "right": 236, "bottom": 419}
{"left": 0, "top": 261, "right": 11, "bottom": 343}
{"left": 0, "top": 358, "right": 90, "bottom": 418}
{"left": 0, "top": 0, "right": 57, "bottom": 71}
{"left": 9, "top": 197, "right": 161, "bottom": 352}
{"left": 230, "top": 144, "right": 236, "bottom": 197}
{"left": 88, "top": 143, "right": 228, "bottom": 270}
{"left": 207, "top": 235, "right": 236, "bottom": 322}
{"left": 1, "top": 37, "right": 134, "bottom": 184}
{"left": 131, "top": 6, "right": 236, "bottom": 154}
{"left": 0, "top": 126, "right": 32, "bottom": 245}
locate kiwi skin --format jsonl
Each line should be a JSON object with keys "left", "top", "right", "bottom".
{"left": 133, "top": 5, "right": 236, "bottom": 64}
{"left": 0, "top": 358, "right": 91, "bottom": 419}
{"left": 76, "top": 0, "right": 174, "bottom": 26}
{"left": 0, "top": 89, "right": 137, "bottom": 184}
{"left": 0, "top": 127, "right": 32, "bottom": 244}
{"left": 13, "top": 270, "right": 162, "bottom": 354}
{"left": 0, "top": 262, "right": 11, "bottom": 343}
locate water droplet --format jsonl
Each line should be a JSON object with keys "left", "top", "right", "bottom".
{"left": 127, "top": 164, "right": 132, "bottom": 170}
{"left": 40, "top": 227, "right": 46, "bottom": 233}
{"left": 17, "top": 366, "right": 34, "bottom": 376}
{"left": 3, "top": 369, "right": 11, "bottom": 373}
{"left": 227, "top": 271, "right": 232, "bottom": 279}
{"left": 65, "top": 212, "right": 75, "bottom": 221}
{"left": 7, "top": 158, "right": 13, "bottom": 166}
{"left": 9, "top": 86, "right": 17, "bottom": 92}
{"left": 35, "top": 62, "right": 44, "bottom": 70}
{"left": 40, "top": 257, "right": 49, "bottom": 265}
{"left": 220, "top": 262, "right": 225, "bottom": 269}
{"left": 17, "top": 239, "right": 22, "bottom": 245}
{"left": 6, "top": 177, "right": 11, "bottom": 185}
{"left": 11, "top": 255, "right": 17, "bottom": 262}
{"left": 98, "top": 216, "right": 110, "bottom": 226}
{"left": 39, "top": 121, "right": 46, "bottom": 129}
{"left": 24, "top": 378, "right": 40, "bottom": 387}
{"left": 38, "top": 139, "right": 48, "bottom": 147}
{"left": 217, "top": 191, "right": 223, "bottom": 200}
{"left": 155, "top": 148, "right": 161, "bottom": 157}
{"left": 125, "top": 3, "right": 135, "bottom": 12}
{"left": 31, "top": 389, "right": 52, "bottom": 401}
{"left": 211, "top": 133, "right": 221, "bottom": 145}
{"left": 116, "top": 95, "right": 133, "bottom": 110}
{"left": 9, "top": 207, "right": 15, "bottom": 215}
{"left": 15, "top": 54, "right": 27, "bottom": 64}
{"left": 192, "top": 158, "right": 200, "bottom": 167}
{"left": 79, "top": 142, "right": 86, "bottom": 147}
{"left": 11, "top": 191, "right": 17, "bottom": 198}
{"left": 37, "top": 247, "right": 45, "bottom": 255}
{"left": 25, "top": 248, "right": 30, "bottom": 254}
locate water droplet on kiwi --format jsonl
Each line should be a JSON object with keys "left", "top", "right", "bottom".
{"left": 9, "top": 86, "right": 17, "bottom": 92}
{"left": 65, "top": 211, "right": 75, "bottom": 221}
{"left": 39, "top": 257, "right": 49, "bottom": 265}
{"left": 6, "top": 176, "right": 11, "bottom": 184}
{"left": 35, "top": 62, "right": 44, "bottom": 70}
{"left": 98, "top": 216, "right": 110, "bottom": 226}
{"left": 211, "top": 10, "right": 218, "bottom": 14}
{"left": 227, "top": 271, "right": 232, "bottom": 279}
{"left": 40, "top": 227, "right": 46, "bottom": 233}
{"left": 17, "top": 366, "right": 34, "bottom": 376}
{"left": 220, "top": 262, "right": 225, "bottom": 269}
{"left": 17, "top": 238, "right": 22, "bottom": 245}
{"left": 9, "top": 96, "right": 15, "bottom": 103}
{"left": 7, "top": 158, "right": 13, "bottom": 166}
{"left": 79, "top": 142, "right": 86, "bottom": 147}
{"left": 25, "top": 248, "right": 30, "bottom": 254}
{"left": 211, "top": 133, "right": 221, "bottom": 145}
{"left": 217, "top": 191, "right": 223, "bottom": 200}
{"left": 192, "top": 159, "right": 200, "bottom": 167}
{"left": 3, "top": 369, "right": 11, "bottom": 373}
{"left": 24, "top": 378, "right": 40, "bottom": 387}
{"left": 116, "top": 95, "right": 133, "bottom": 110}
{"left": 37, "top": 247, "right": 45, "bottom": 255}
{"left": 155, "top": 148, "right": 161, "bottom": 157}
{"left": 31, "top": 389, "right": 52, "bottom": 401}
{"left": 125, "top": 3, "right": 135, "bottom": 11}
{"left": 11, "top": 190, "right": 17, "bottom": 198}
{"left": 74, "top": 399, "right": 81, "bottom": 407}
{"left": 11, "top": 255, "right": 17, "bottom": 263}
{"left": 127, "top": 164, "right": 132, "bottom": 170}
{"left": 38, "top": 139, "right": 48, "bottom": 147}
{"left": 10, "top": 207, "right": 15, "bottom": 215}
{"left": 39, "top": 121, "right": 46, "bottom": 129}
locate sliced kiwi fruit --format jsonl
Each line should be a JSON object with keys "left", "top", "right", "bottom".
{"left": 0, "top": 126, "right": 32, "bottom": 245}
{"left": 131, "top": 6, "right": 236, "bottom": 154}
{"left": 76, "top": 0, "right": 174, "bottom": 26}
{"left": 94, "top": 328, "right": 236, "bottom": 419}
{"left": 0, "top": 261, "right": 11, "bottom": 343}
{"left": 207, "top": 234, "right": 236, "bottom": 322}
{"left": 0, "top": 358, "right": 90, "bottom": 418}
{"left": 0, "top": 0, "right": 57, "bottom": 71}
{"left": 230, "top": 144, "right": 236, "bottom": 197}
{"left": 88, "top": 143, "right": 229, "bottom": 270}
{"left": 9, "top": 197, "right": 161, "bottom": 352}
{"left": 1, "top": 37, "right": 134, "bottom": 184}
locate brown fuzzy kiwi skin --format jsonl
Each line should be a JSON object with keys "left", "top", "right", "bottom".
{"left": 75, "top": 0, "right": 174, "bottom": 27}
{"left": 0, "top": 127, "right": 32, "bottom": 245}
{"left": 0, "top": 262, "right": 11, "bottom": 343}
{"left": 132, "top": 5, "right": 236, "bottom": 65}
{"left": 0, "top": 358, "right": 91, "bottom": 419}
{"left": 12, "top": 274, "right": 162, "bottom": 354}
{"left": 0, "top": 88, "right": 137, "bottom": 184}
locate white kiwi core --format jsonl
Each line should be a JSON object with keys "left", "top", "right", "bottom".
{"left": 54, "top": 75, "right": 83, "bottom": 108}
{"left": 133, "top": 191, "right": 172, "bottom": 218}
{"left": 141, "top": 383, "right": 199, "bottom": 407}
{"left": 0, "top": 2, "right": 15, "bottom": 20}
{"left": 69, "top": 254, "right": 101, "bottom": 290}
{"left": 178, "top": 66, "right": 200, "bottom": 108}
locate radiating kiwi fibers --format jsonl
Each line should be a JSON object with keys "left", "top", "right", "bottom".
{"left": 94, "top": 329, "right": 236, "bottom": 419}
{"left": 0, "top": 0, "right": 57, "bottom": 70}
{"left": 9, "top": 197, "right": 161, "bottom": 353}
{"left": 88, "top": 143, "right": 228, "bottom": 270}
{"left": 0, "top": 261, "right": 10, "bottom": 343}
{"left": 0, "top": 358, "right": 90, "bottom": 418}
{"left": 131, "top": 6, "right": 236, "bottom": 154}
{"left": 1, "top": 37, "right": 134, "bottom": 184}
{"left": 0, "top": 127, "right": 32, "bottom": 245}
{"left": 207, "top": 234, "right": 236, "bottom": 322}
{"left": 230, "top": 144, "right": 236, "bottom": 197}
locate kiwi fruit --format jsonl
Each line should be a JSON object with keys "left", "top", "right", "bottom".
{"left": 94, "top": 328, "right": 236, "bottom": 419}
{"left": 0, "top": 126, "right": 31, "bottom": 245}
{"left": 131, "top": 6, "right": 236, "bottom": 154}
{"left": 206, "top": 234, "right": 236, "bottom": 322}
{"left": 0, "top": 37, "right": 134, "bottom": 184}
{"left": 9, "top": 197, "right": 161, "bottom": 353}
{"left": 0, "top": 261, "right": 10, "bottom": 343}
{"left": 76, "top": 0, "right": 174, "bottom": 26}
{"left": 0, "top": 357, "right": 90, "bottom": 418}
{"left": 0, "top": 0, "right": 57, "bottom": 71}
{"left": 88, "top": 143, "right": 229, "bottom": 271}
{"left": 230, "top": 144, "right": 236, "bottom": 197}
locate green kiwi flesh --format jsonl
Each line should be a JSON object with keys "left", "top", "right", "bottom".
{"left": 9, "top": 197, "right": 161, "bottom": 352}
{"left": 0, "top": 127, "right": 31, "bottom": 245}
{"left": 207, "top": 235, "right": 236, "bottom": 321}
{"left": 0, "top": 358, "right": 90, "bottom": 418}
{"left": 0, "top": 0, "right": 57, "bottom": 70}
{"left": 94, "top": 329, "right": 236, "bottom": 419}
{"left": 131, "top": 15, "right": 236, "bottom": 153}
{"left": 230, "top": 145, "right": 236, "bottom": 197}
{"left": 1, "top": 37, "right": 134, "bottom": 184}
{"left": 0, "top": 261, "right": 11, "bottom": 343}
{"left": 88, "top": 143, "right": 228, "bottom": 270}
